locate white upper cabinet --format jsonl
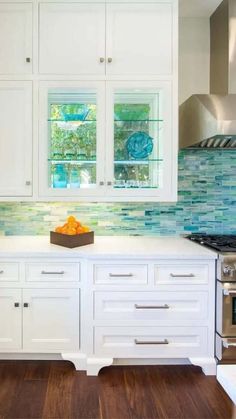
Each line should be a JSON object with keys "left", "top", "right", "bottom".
{"left": 39, "top": 1, "right": 175, "bottom": 77}
{"left": 39, "top": 3, "right": 106, "bottom": 75}
{"left": 0, "top": 81, "right": 32, "bottom": 197}
{"left": 106, "top": 3, "right": 173, "bottom": 76}
{"left": 0, "top": 3, "right": 32, "bottom": 74}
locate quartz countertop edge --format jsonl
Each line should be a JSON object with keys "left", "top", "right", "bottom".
{"left": 0, "top": 236, "right": 217, "bottom": 259}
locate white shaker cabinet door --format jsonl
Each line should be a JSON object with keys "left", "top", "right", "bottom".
{"left": 0, "top": 81, "right": 32, "bottom": 197}
{"left": 106, "top": 3, "right": 173, "bottom": 76}
{"left": 0, "top": 289, "right": 22, "bottom": 350}
{"left": 0, "top": 3, "right": 32, "bottom": 74}
{"left": 39, "top": 3, "right": 106, "bottom": 75}
{"left": 23, "top": 289, "right": 80, "bottom": 352}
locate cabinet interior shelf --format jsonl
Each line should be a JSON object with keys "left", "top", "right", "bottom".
{"left": 48, "top": 119, "right": 163, "bottom": 123}
{"left": 48, "top": 159, "right": 163, "bottom": 165}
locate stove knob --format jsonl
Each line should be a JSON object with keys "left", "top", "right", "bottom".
{"left": 223, "top": 265, "right": 235, "bottom": 276}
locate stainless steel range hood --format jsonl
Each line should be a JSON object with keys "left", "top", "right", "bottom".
{"left": 179, "top": 0, "right": 236, "bottom": 149}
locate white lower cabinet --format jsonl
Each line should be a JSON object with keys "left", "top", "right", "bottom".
{"left": 0, "top": 289, "right": 21, "bottom": 350}
{"left": 0, "top": 287, "right": 79, "bottom": 352}
{"left": 23, "top": 289, "right": 79, "bottom": 351}
{"left": 94, "top": 291, "right": 208, "bottom": 324}
{"left": 94, "top": 326, "right": 208, "bottom": 358}
{"left": 0, "top": 256, "right": 216, "bottom": 376}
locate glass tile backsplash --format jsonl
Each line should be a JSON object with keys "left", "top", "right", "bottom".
{"left": 1, "top": 149, "right": 236, "bottom": 236}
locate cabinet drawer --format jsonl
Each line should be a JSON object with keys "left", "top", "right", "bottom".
{"left": 94, "top": 326, "right": 208, "bottom": 358}
{"left": 155, "top": 263, "right": 209, "bottom": 285}
{"left": 94, "top": 264, "right": 148, "bottom": 285}
{"left": 25, "top": 262, "right": 80, "bottom": 282}
{"left": 0, "top": 262, "right": 19, "bottom": 282}
{"left": 94, "top": 291, "right": 208, "bottom": 324}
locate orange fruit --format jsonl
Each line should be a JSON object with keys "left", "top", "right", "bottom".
{"left": 76, "top": 226, "right": 84, "bottom": 234}
{"left": 67, "top": 215, "right": 76, "bottom": 224}
{"left": 82, "top": 225, "right": 90, "bottom": 232}
{"left": 55, "top": 226, "right": 63, "bottom": 233}
{"left": 67, "top": 228, "right": 77, "bottom": 235}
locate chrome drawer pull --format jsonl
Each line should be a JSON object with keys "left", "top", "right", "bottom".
{"left": 135, "top": 304, "right": 170, "bottom": 310}
{"left": 109, "top": 273, "right": 133, "bottom": 278}
{"left": 0, "top": 270, "right": 4, "bottom": 274}
{"left": 41, "top": 270, "right": 65, "bottom": 275}
{"left": 135, "top": 339, "right": 169, "bottom": 345}
{"left": 170, "top": 273, "right": 195, "bottom": 278}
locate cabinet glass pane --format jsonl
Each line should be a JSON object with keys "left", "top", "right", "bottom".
{"left": 113, "top": 89, "right": 163, "bottom": 189}
{"left": 48, "top": 90, "right": 97, "bottom": 189}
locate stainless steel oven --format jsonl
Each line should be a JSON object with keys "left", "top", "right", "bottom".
{"left": 216, "top": 256, "right": 236, "bottom": 361}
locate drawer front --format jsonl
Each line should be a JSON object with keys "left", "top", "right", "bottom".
{"left": 94, "top": 291, "right": 208, "bottom": 324}
{"left": 0, "top": 262, "right": 19, "bottom": 282}
{"left": 155, "top": 263, "right": 209, "bottom": 285}
{"left": 94, "top": 264, "right": 148, "bottom": 285}
{"left": 94, "top": 326, "right": 208, "bottom": 358}
{"left": 25, "top": 262, "right": 80, "bottom": 282}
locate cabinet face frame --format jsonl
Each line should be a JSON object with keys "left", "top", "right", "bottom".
{"left": 38, "top": 80, "right": 106, "bottom": 198}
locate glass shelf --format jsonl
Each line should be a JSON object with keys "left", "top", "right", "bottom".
{"left": 48, "top": 119, "right": 96, "bottom": 123}
{"left": 114, "top": 119, "right": 163, "bottom": 122}
{"left": 48, "top": 159, "right": 96, "bottom": 163}
{"left": 114, "top": 159, "right": 163, "bottom": 165}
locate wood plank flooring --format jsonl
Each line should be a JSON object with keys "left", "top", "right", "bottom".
{"left": 0, "top": 361, "right": 233, "bottom": 419}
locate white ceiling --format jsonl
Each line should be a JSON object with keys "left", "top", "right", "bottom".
{"left": 179, "top": 0, "right": 223, "bottom": 17}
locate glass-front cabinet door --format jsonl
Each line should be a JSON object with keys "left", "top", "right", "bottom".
{"left": 39, "top": 81, "right": 105, "bottom": 198}
{"left": 106, "top": 81, "right": 176, "bottom": 201}
{"left": 39, "top": 81, "right": 177, "bottom": 201}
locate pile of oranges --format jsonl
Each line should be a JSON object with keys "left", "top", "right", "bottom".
{"left": 55, "top": 216, "right": 91, "bottom": 236}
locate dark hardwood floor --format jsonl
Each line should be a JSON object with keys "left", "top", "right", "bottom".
{"left": 0, "top": 361, "right": 233, "bottom": 419}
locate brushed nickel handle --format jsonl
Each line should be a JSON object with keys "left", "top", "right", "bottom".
{"left": 0, "top": 270, "right": 4, "bottom": 274}
{"left": 23, "top": 303, "right": 29, "bottom": 308}
{"left": 14, "top": 302, "right": 20, "bottom": 308}
{"left": 25, "top": 181, "right": 31, "bottom": 186}
{"left": 223, "top": 289, "right": 236, "bottom": 296}
{"left": 107, "top": 181, "right": 113, "bottom": 186}
{"left": 135, "top": 304, "right": 170, "bottom": 310}
{"left": 135, "top": 339, "right": 169, "bottom": 345}
{"left": 99, "top": 57, "right": 105, "bottom": 63}
{"left": 222, "top": 339, "right": 236, "bottom": 348}
{"left": 170, "top": 273, "right": 195, "bottom": 278}
{"left": 99, "top": 181, "right": 105, "bottom": 186}
{"left": 107, "top": 57, "right": 112, "bottom": 63}
{"left": 109, "top": 273, "right": 133, "bottom": 278}
{"left": 26, "top": 57, "right": 31, "bottom": 63}
{"left": 41, "top": 270, "right": 65, "bottom": 275}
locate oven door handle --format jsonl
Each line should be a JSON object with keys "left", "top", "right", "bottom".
{"left": 223, "top": 289, "right": 236, "bottom": 296}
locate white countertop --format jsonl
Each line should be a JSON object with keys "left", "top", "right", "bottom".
{"left": 0, "top": 236, "right": 217, "bottom": 259}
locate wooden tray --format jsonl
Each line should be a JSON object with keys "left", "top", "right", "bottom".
{"left": 50, "top": 231, "right": 94, "bottom": 248}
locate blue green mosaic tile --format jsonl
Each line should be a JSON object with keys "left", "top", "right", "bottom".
{"left": 1, "top": 149, "right": 236, "bottom": 236}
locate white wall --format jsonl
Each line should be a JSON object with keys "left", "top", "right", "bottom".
{"left": 179, "top": 17, "right": 210, "bottom": 104}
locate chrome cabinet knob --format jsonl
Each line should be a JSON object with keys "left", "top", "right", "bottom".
{"left": 25, "top": 181, "right": 31, "bottom": 186}
{"left": 107, "top": 181, "right": 113, "bottom": 186}
{"left": 26, "top": 57, "right": 31, "bottom": 63}
{"left": 99, "top": 57, "right": 105, "bottom": 63}
{"left": 107, "top": 57, "right": 112, "bottom": 63}
{"left": 99, "top": 181, "right": 104, "bottom": 186}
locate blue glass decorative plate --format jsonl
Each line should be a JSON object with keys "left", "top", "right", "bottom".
{"left": 126, "top": 131, "right": 154, "bottom": 159}
{"left": 62, "top": 105, "right": 89, "bottom": 122}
